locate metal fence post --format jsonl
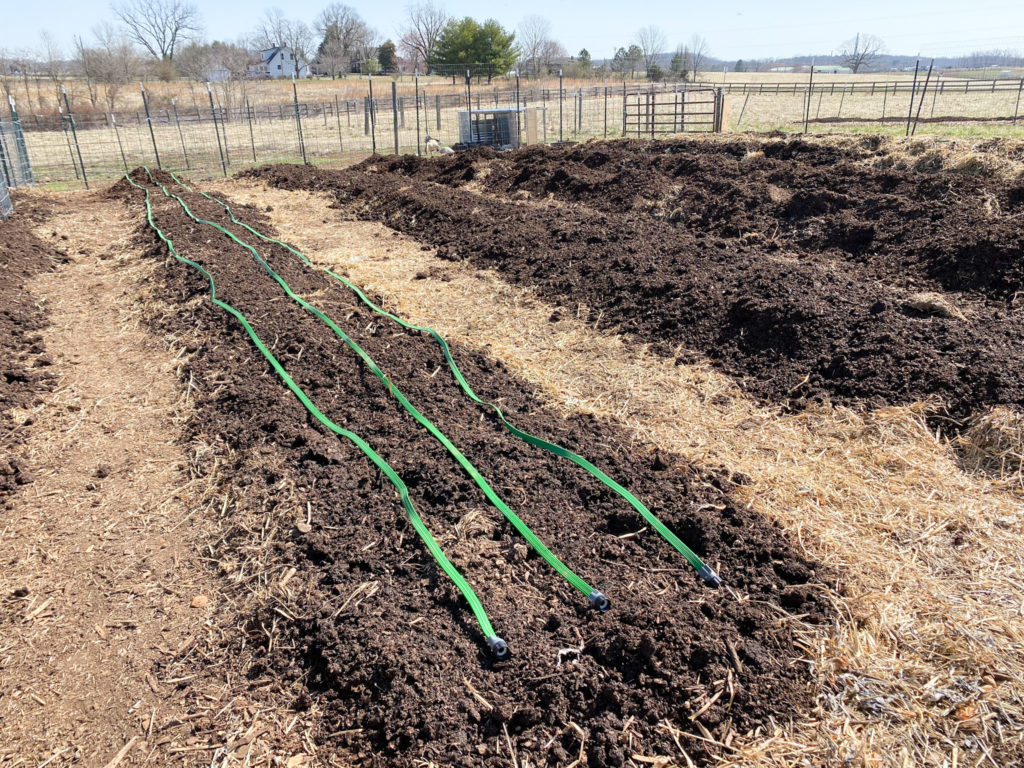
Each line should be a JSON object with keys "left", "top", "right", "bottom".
{"left": 0, "top": 134, "right": 12, "bottom": 190}
{"left": 207, "top": 82, "right": 227, "bottom": 177}
{"left": 435, "top": 94, "right": 441, "bottom": 132}
{"left": 1013, "top": 78, "right": 1023, "bottom": 125}
{"left": 905, "top": 59, "right": 920, "bottom": 136}
{"left": 334, "top": 94, "right": 343, "bottom": 154}
{"left": 368, "top": 75, "right": 377, "bottom": 154}
{"left": 392, "top": 80, "right": 400, "bottom": 155}
{"left": 911, "top": 59, "right": 934, "bottom": 136}
{"left": 61, "top": 86, "right": 87, "bottom": 189}
{"left": 57, "top": 106, "right": 81, "bottom": 180}
{"left": 803, "top": 64, "right": 814, "bottom": 134}
{"left": 603, "top": 85, "right": 608, "bottom": 137}
{"left": 172, "top": 99, "right": 191, "bottom": 170}
{"left": 364, "top": 96, "right": 370, "bottom": 135}
{"left": 111, "top": 115, "right": 129, "bottom": 172}
{"left": 515, "top": 70, "right": 521, "bottom": 148}
{"left": 415, "top": 72, "right": 421, "bottom": 155}
{"left": 246, "top": 98, "right": 257, "bottom": 162}
{"left": 466, "top": 69, "right": 474, "bottom": 144}
{"left": 139, "top": 82, "right": 162, "bottom": 169}
{"left": 622, "top": 82, "right": 627, "bottom": 136}
{"left": 558, "top": 70, "right": 563, "bottom": 142}
{"left": 292, "top": 75, "right": 308, "bottom": 164}
{"left": 9, "top": 97, "right": 34, "bottom": 184}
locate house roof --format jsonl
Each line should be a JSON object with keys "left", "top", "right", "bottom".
{"left": 260, "top": 46, "right": 284, "bottom": 62}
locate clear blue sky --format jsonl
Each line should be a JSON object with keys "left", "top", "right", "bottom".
{"left": 3, "top": 0, "right": 1022, "bottom": 62}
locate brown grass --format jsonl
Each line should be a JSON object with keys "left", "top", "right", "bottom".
{"left": 218, "top": 177, "right": 1024, "bottom": 767}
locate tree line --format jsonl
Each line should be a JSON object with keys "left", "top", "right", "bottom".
{"left": 6, "top": 0, "right": 969, "bottom": 117}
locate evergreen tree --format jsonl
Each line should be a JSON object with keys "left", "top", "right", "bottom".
{"left": 429, "top": 17, "right": 518, "bottom": 81}
{"left": 670, "top": 46, "right": 684, "bottom": 76}
{"left": 378, "top": 39, "right": 398, "bottom": 72}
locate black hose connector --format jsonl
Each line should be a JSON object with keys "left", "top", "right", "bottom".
{"left": 487, "top": 635, "right": 510, "bottom": 660}
{"left": 698, "top": 565, "right": 723, "bottom": 588}
{"left": 588, "top": 589, "right": 611, "bottom": 612}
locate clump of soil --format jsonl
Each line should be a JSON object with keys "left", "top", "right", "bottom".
{"left": 0, "top": 198, "right": 67, "bottom": 493}
{"left": 245, "top": 141, "right": 1024, "bottom": 422}
{"left": 116, "top": 169, "right": 832, "bottom": 767}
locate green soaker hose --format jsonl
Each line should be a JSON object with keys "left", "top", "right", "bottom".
{"left": 125, "top": 172, "right": 511, "bottom": 659}
{"left": 144, "top": 168, "right": 609, "bottom": 610}
{"left": 167, "top": 170, "right": 722, "bottom": 588}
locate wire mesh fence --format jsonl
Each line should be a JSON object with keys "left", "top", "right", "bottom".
{"left": 1, "top": 116, "right": 34, "bottom": 188}
{"left": 0, "top": 175, "right": 11, "bottom": 219}
{"left": 729, "top": 77, "right": 1024, "bottom": 134}
{"left": 9, "top": 76, "right": 1024, "bottom": 188}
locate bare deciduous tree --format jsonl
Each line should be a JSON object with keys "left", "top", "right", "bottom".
{"left": 73, "top": 36, "right": 101, "bottom": 107}
{"left": 316, "top": 37, "right": 347, "bottom": 78}
{"left": 636, "top": 25, "right": 666, "bottom": 73}
{"left": 538, "top": 40, "right": 567, "bottom": 75}
{"left": 253, "top": 9, "right": 315, "bottom": 68}
{"left": 351, "top": 29, "right": 382, "bottom": 74}
{"left": 686, "top": 34, "right": 710, "bottom": 78}
{"left": 313, "top": 3, "right": 373, "bottom": 76}
{"left": 39, "top": 32, "right": 65, "bottom": 111}
{"left": 84, "top": 23, "right": 145, "bottom": 111}
{"left": 0, "top": 49, "right": 17, "bottom": 103}
{"left": 518, "top": 15, "right": 553, "bottom": 76}
{"left": 398, "top": 2, "right": 448, "bottom": 73}
{"left": 839, "top": 33, "right": 886, "bottom": 74}
{"left": 112, "top": 0, "right": 201, "bottom": 61}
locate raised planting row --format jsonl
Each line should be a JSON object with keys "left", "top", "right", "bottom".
{"left": 246, "top": 146, "right": 1024, "bottom": 423}
{"left": 115, "top": 167, "right": 830, "bottom": 768}
{"left": 362, "top": 138, "right": 1024, "bottom": 302}
{"left": 0, "top": 200, "right": 66, "bottom": 495}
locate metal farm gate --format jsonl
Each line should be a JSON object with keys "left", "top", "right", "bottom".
{"left": 623, "top": 86, "right": 723, "bottom": 136}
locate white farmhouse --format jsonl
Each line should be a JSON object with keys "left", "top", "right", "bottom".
{"left": 253, "top": 47, "right": 308, "bottom": 79}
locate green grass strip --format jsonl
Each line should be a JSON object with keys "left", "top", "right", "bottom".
{"left": 125, "top": 171, "right": 510, "bottom": 658}
{"left": 146, "top": 168, "right": 605, "bottom": 607}
{"left": 167, "top": 170, "right": 721, "bottom": 587}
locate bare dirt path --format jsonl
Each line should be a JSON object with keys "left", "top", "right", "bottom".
{"left": 217, "top": 178, "right": 1024, "bottom": 767}
{"left": 0, "top": 191, "right": 309, "bottom": 767}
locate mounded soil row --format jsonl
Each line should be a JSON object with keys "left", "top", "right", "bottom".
{"left": 245, "top": 141, "right": 1024, "bottom": 421}
{"left": 0, "top": 199, "right": 66, "bottom": 494}
{"left": 115, "top": 169, "right": 831, "bottom": 768}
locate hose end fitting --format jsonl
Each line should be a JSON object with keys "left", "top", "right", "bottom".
{"left": 588, "top": 589, "right": 611, "bottom": 612}
{"left": 487, "top": 636, "right": 510, "bottom": 660}
{"left": 698, "top": 565, "right": 723, "bottom": 588}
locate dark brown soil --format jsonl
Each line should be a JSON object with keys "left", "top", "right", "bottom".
{"left": 244, "top": 139, "right": 1024, "bottom": 422}
{"left": 115, "top": 169, "right": 832, "bottom": 767}
{"left": 0, "top": 197, "right": 67, "bottom": 494}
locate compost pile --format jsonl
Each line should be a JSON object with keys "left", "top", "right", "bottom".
{"left": 115, "top": 169, "right": 831, "bottom": 767}
{"left": 0, "top": 200, "right": 65, "bottom": 494}
{"left": 248, "top": 139, "right": 1024, "bottom": 422}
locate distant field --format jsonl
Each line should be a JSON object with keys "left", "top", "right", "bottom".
{"left": 11, "top": 69, "right": 1020, "bottom": 118}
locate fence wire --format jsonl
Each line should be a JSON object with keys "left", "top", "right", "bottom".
{"left": 1, "top": 118, "right": 34, "bottom": 188}
{"left": 11, "top": 77, "right": 1024, "bottom": 187}
{"left": 0, "top": 175, "right": 11, "bottom": 219}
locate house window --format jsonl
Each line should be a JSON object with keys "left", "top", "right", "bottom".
{"left": 277, "top": 64, "right": 282, "bottom": 70}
